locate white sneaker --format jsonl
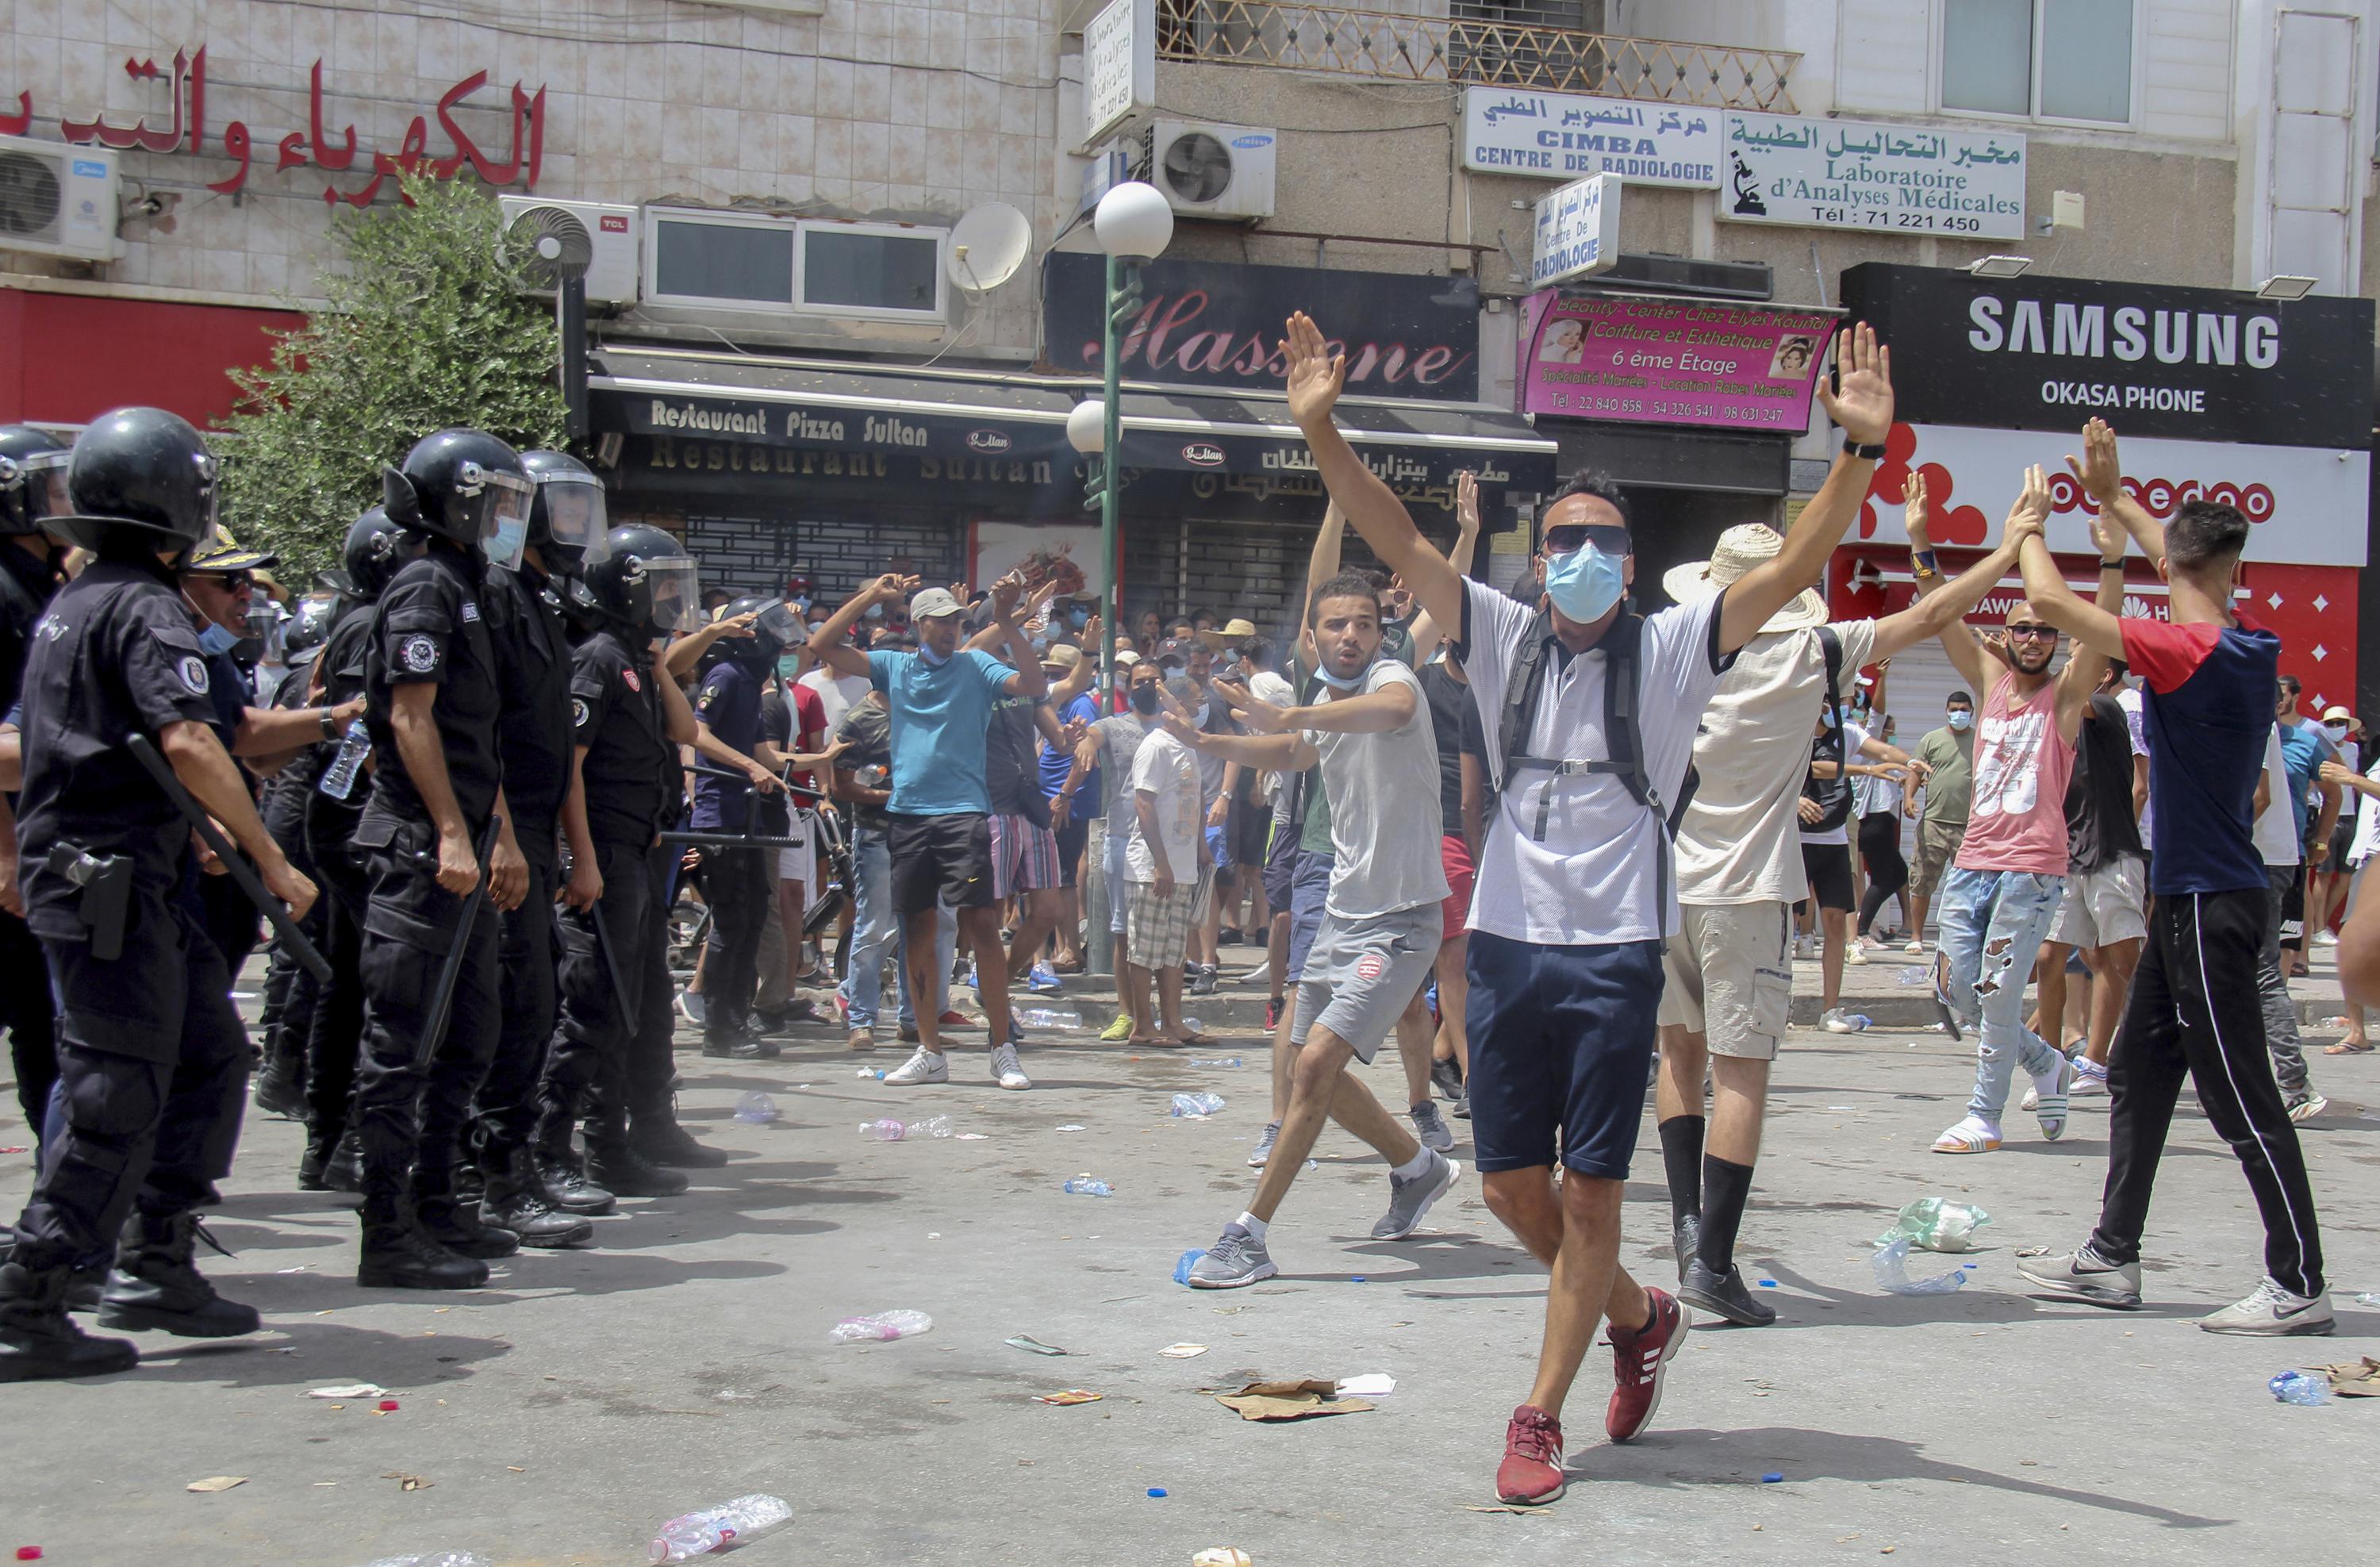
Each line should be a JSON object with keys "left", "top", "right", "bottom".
{"left": 2198, "top": 1276, "right": 2336, "bottom": 1336}
{"left": 1821, "top": 1007, "right": 1864, "bottom": 1033}
{"left": 1844, "top": 942, "right": 1868, "bottom": 966}
{"left": 2287, "top": 1092, "right": 2329, "bottom": 1124}
{"left": 2316, "top": 929, "right": 2340, "bottom": 947}
{"left": 1903, "top": 938, "right": 1925, "bottom": 956}
{"left": 2021, "top": 1084, "right": 2040, "bottom": 1112}
{"left": 989, "top": 1043, "right": 1031, "bottom": 1091}
{"left": 883, "top": 1047, "right": 949, "bottom": 1086}
{"left": 1794, "top": 937, "right": 1815, "bottom": 961}
{"left": 2070, "top": 1060, "right": 2109, "bottom": 1097}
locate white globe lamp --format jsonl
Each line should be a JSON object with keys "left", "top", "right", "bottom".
{"left": 1093, "top": 182, "right": 1174, "bottom": 263}
{"left": 1066, "top": 398, "right": 1107, "bottom": 455}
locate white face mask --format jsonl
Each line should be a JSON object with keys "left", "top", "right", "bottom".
{"left": 2322, "top": 722, "right": 2349, "bottom": 743}
{"left": 1946, "top": 710, "right": 1972, "bottom": 732}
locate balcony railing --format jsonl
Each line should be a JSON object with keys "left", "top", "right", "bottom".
{"left": 1155, "top": 0, "right": 1799, "bottom": 112}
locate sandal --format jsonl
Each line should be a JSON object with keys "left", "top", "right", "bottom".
{"left": 1931, "top": 1116, "right": 2002, "bottom": 1154}
{"left": 2323, "top": 1039, "right": 2374, "bottom": 1054}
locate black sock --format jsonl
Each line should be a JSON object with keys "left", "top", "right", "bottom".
{"left": 1698, "top": 1155, "right": 1756, "bottom": 1274}
{"left": 1656, "top": 1116, "right": 1704, "bottom": 1230}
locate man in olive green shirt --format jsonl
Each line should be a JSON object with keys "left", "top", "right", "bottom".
{"left": 1906, "top": 690, "right": 1976, "bottom": 952}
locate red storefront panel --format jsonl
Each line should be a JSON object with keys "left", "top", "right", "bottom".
{"left": 0, "top": 288, "right": 303, "bottom": 431}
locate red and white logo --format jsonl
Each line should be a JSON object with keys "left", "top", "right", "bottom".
{"left": 1354, "top": 951, "right": 1387, "bottom": 981}
{"left": 601, "top": 214, "right": 629, "bottom": 234}
{"left": 622, "top": 668, "right": 641, "bottom": 693}
{"left": 1181, "top": 442, "right": 1226, "bottom": 467}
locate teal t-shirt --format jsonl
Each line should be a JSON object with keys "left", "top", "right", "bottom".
{"left": 869, "top": 647, "right": 1013, "bottom": 815}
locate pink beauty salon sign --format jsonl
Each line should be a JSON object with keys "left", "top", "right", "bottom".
{"left": 1517, "top": 290, "right": 1837, "bottom": 433}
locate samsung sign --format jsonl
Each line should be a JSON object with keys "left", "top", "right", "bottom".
{"left": 1842, "top": 263, "right": 2374, "bottom": 449}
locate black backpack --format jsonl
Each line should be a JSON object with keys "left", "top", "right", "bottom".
{"left": 1798, "top": 626, "right": 1855, "bottom": 832}
{"left": 1491, "top": 609, "right": 1699, "bottom": 912}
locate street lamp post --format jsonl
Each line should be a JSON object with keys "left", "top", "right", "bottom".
{"left": 1071, "top": 180, "right": 1173, "bottom": 977}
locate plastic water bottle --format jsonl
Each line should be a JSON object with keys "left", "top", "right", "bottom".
{"left": 1017, "top": 1007, "right": 1082, "bottom": 1031}
{"left": 2270, "top": 1369, "right": 2331, "bottom": 1406}
{"left": 353, "top": 1554, "right": 493, "bottom": 1567}
{"left": 1871, "top": 1237, "right": 1967, "bottom": 1296}
{"left": 827, "top": 1309, "right": 931, "bottom": 1345}
{"left": 858, "top": 1119, "right": 907, "bottom": 1141}
{"left": 1171, "top": 1092, "right": 1226, "bottom": 1117}
{"left": 732, "top": 1092, "right": 777, "bottom": 1125}
{"left": 1173, "top": 1249, "right": 1205, "bottom": 1285}
{"left": 912, "top": 1115, "right": 954, "bottom": 1139}
{"left": 1190, "top": 1057, "right": 1242, "bottom": 1069}
{"left": 1897, "top": 966, "right": 1930, "bottom": 986}
{"left": 1184, "top": 1016, "right": 1203, "bottom": 1035}
{"left": 317, "top": 719, "right": 372, "bottom": 801}
{"left": 648, "top": 1493, "right": 796, "bottom": 1561}
{"left": 1061, "top": 1177, "right": 1113, "bottom": 1196}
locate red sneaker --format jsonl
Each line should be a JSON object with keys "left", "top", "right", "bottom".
{"left": 939, "top": 1009, "right": 971, "bottom": 1028}
{"left": 1495, "top": 1404, "right": 1566, "bottom": 1505}
{"left": 1606, "top": 1286, "right": 1689, "bottom": 1443}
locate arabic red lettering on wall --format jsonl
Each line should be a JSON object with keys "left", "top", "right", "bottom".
{"left": 29, "top": 48, "right": 543, "bottom": 205}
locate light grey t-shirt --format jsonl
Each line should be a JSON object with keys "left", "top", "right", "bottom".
{"left": 1303, "top": 660, "right": 1450, "bottom": 920}
{"left": 1088, "top": 712, "right": 1150, "bottom": 848}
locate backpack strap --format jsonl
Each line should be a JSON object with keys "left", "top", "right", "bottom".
{"left": 1814, "top": 624, "right": 1845, "bottom": 765}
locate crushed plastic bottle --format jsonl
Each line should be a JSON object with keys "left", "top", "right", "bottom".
{"left": 2355, "top": 1292, "right": 2380, "bottom": 1307}
{"left": 732, "top": 1092, "right": 778, "bottom": 1125}
{"left": 1017, "top": 1007, "right": 1083, "bottom": 1031}
{"left": 913, "top": 1116, "right": 954, "bottom": 1139}
{"left": 1184, "top": 1016, "right": 1203, "bottom": 1035}
{"left": 827, "top": 1310, "right": 931, "bottom": 1345}
{"left": 1896, "top": 966, "right": 1931, "bottom": 986}
{"left": 1189, "top": 1057, "right": 1243, "bottom": 1069}
{"left": 859, "top": 1119, "right": 906, "bottom": 1141}
{"left": 1173, "top": 1249, "right": 1205, "bottom": 1285}
{"left": 2270, "top": 1369, "right": 2331, "bottom": 1406}
{"left": 1171, "top": 1092, "right": 1226, "bottom": 1117}
{"left": 1841, "top": 1013, "right": 1874, "bottom": 1031}
{"left": 648, "top": 1494, "right": 795, "bottom": 1561}
{"left": 1873, "top": 1197, "right": 1993, "bottom": 1254}
{"left": 1061, "top": 1177, "right": 1113, "bottom": 1196}
{"left": 1871, "top": 1237, "right": 1968, "bottom": 1296}
{"left": 352, "top": 1555, "right": 492, "bottom": 1567}
{"left": 854, "top": 1067, "right": 882, "bottom": 1080}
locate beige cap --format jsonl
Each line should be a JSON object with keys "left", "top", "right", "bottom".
{"left": 1661, "top": 522, "right": 1828, "bottom": 634}
{"left": 909, "top": 586, "right": 962, "bottom": 620}
{"left": 2322, "top": 705, "right": 2352, "bottom": 722}
{"left": 1042, "top": 643, "right": 1081, "bottom": 674}
{"left": 1199, "top": 616, "right": 1259, "bottom": 650}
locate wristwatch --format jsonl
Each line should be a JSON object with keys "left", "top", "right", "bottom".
{"left": 2099, "top": 557, "right": 2125, "bottom": 570}
{"left": 1844, "top": 437, "right": 1888, "bottom": 461}
{"left": 1910, "top": 548, "right": 1940, "bottom": 582}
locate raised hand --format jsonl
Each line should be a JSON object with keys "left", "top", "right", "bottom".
{"left": 2065, "top": 417, "right": 2122, "bottom": 504}
{"left": 989, "top": 569, "right": 1028, "bottom": 620}
{"left": 868, "top": 572, "right": 920, "bottom": 605}
{"left": 1902, "top": 470, "right": 1929, "bottom": 542}
{"left": 1455, "top": 470, "right": 1480, "bottom": 535}
{"left": 1282, "top": 311, "right": 1347, "bottom": 432}
{"left": 2005, "top": 463, "right": 2052, "bottom": 547}
{"left": 1815, "top": 321, "right": 1893, "bottom": 447}
{"left": 1213, "top": 676, "right": 1288, "bottom": 734}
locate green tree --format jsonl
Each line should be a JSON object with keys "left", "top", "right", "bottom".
{"left": 221, "top": 174, "right": 568, "bottom": 578}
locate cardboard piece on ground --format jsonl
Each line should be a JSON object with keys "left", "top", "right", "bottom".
{"left": 186, "top": 1476, "right": 248, "bottom": 1492}
{"left": 1034, "top": 1388, "right": 1103, "bottom": 1405}
{"left": 2313, "top": 1357, "right": 2380, "bottom": 1396}
{"left": 1214, "top": 1378, "right": 1376, "bottom": 1422}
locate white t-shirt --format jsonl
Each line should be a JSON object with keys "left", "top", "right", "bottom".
{"left": 1800, "top": 720, "right": 1871, "bottom": 849}
{"left": 1303, "top": 660, "right": 1449, "bottom": 920}
{"left": 2336, "top": 739, "right": 2362, "bottom": 817}
{"left": 800, "top": 667, "right": 873, "bottom": 738}
{"left": 2254, "top": 724, "right": 2298, "bottom": 868}
{"left": 1126, "top": 726, "right": 1201, "bottom": 883}
{"left": 1676, "top": 619, "right": 1878, "bottom": 905}
{"left": 1459, "top": 578, "right": 1726, "bottom": 945}
{"left": 2117, "top": 685, "right": 2152, "bottom": 841}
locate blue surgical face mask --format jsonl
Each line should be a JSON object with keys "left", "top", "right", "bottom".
{"left": 1066, "top": 606, "right": 1089, "bottom": 629}
{"left": 486, "top": 513, "right": 529, "bottom": 572}
{"left": 777, "top": 655, "right": 802, "bottom": 680}
{"left": 1192, "top": 701, "right": 1211, "bottom": 727}
{"left": 1947, "top": 709, "right": 1972, "bottom": 731}
{"left": 198, "top": 621, "right": 240, "bottom": 656}
{"left": 919, "top": 642, "right": 950, "bottom": 666}
{"left": 1541, "top": 542, "right": 1625, "bottom": 624}
{"left": 1313, "top": 663, "right": 1365, "bottom": 692}
{"left": 864, "top": 604, "right": 885, "bottom": 621}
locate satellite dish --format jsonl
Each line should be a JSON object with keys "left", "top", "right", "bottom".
{"left": 948, "top": 202, "right": 1032, "bottom": 294}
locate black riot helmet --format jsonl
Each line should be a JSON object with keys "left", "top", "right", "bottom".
{"left": 49, "top": 406, "right": 221, "bottom": 557}
{"left": 380, "top": 428, "right": 533, "bottom": 568}
{"left": 718, "top": 593, "right": 802, "bottom": 662}
{"left": 283, "top": 593, "right": 338, "bottom": 660}
{"left": 339, "top": 506, "right": 420, "bottom": 603}
{"left": 584, "top": 523, "right": 701, "bottom": 640}
{"left": 517, "top": 450, "right": 610, "bottom": 576}
{"left": 0, "top": 424, "right": 72, "bottom": 536}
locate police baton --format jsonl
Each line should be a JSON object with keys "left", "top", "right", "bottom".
{"left": 413, "top": 816, "right": 504, "bottom": 1070}
{"left": 125, "top": 733, "right": 333, "bottom": 984}
{"left": 587, "top": 893, "right": 634, "bottom": 1028}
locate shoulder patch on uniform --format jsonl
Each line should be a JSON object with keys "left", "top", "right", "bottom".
{"left": 572, "top": 697, "right": 591, "bottom": 730}
{"left": 460, "top": 601, "right": 481, "bottom": 623}
{"left": 34, "top": 612, "right": 65, "bottom": 642}
{"left": 400, "top": 634, "right": 441, "bottom": 674}
{"left": 178, "top": 655, "right": 211, "bottom": 695}
{"left": 622, "top": 668, "right": 641, "bottom": 693}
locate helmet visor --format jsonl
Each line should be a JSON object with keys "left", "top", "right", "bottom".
{"left": 645, "top": 557, "right": 700, "bottom": 633}
{"left": 753, "top": 601, "right": 804, "bottom": 648}
{"left": 470, "top": 467, "right": 536, "bottom": 572}
{"left": 9, "top": 450, "right": 71, "bottom": 523}
{"left": 539, "top": 478, "right": 610, "bottom": 568}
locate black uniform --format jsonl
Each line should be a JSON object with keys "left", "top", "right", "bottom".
{"left": 251, "top": 647, "right": 327, "bottom": 1117}
{"left": 299, "top": 601, "right": 377, "bottom": 1165}
{"left": 476, "top": 560, "right": 575, "bottom": 1169}
{"left": 692, "top": 655, "right": 772, "bottom": 1047}
{"left": 350, "top": 546, "right": 504, "bottom": 1212}
{"left": 6, "top": 560, "right": 248, "bottom": 1273}
{"left": 188, "top": 644, "right": 267, "bottom": 977}
{"left": 539, "top": 627, "right": 680, "bottom": 1154}
{"left": 0, "top": 536, "right": 62, "bottom": 1137}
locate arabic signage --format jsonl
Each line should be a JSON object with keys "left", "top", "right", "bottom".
{"left": 1082, "top": 0, "right": 1154, "bottom": 146}
{"left": 1720, "top": 113, "right": 2025, "bottom": 240}
{"left": 1043, "top": 252, "right": 1481, "bottom": 402}
{"left": 1461, "top": 87, "right": 1719, "bottom": 188}
{"left": 7, "top": 48, "right": 543, "bottom": 205}
{"left": 1848, "top": 421, "right": 2367, "bottom": 567}
{"left": 1530, "top": 174, "right": 1621, "bottom": 290}
{"left": 1517, "top": 290, "right": 1835, "bottom": 433}
{"left": 1841, "top": 263, "right": 2375, "bottom": 450}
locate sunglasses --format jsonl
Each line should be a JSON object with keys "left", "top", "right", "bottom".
{"left": 1543, "top": 524, "right": 1631, "bottom": 557}
{"left": 198, "top": 570, "right": 255, "bottom": 590}
{"left": 2006, "top": 624, "right": 2059, "bottom": 643}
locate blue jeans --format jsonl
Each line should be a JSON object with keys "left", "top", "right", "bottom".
{"left": 839, "top": 826, "right": 954, "bottom": 1029}
{"left": 1936, "top": 866, "right": 2066, "bottom": 1123}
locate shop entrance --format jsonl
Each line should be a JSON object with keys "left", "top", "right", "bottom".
{"left": 1629, "top": 486, "right": 1780, "bottom": 612}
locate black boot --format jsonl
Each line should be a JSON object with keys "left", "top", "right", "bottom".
{"left": 701, "top": 1029, "right": 762, "bottom": 1060}
{"left": 480, "top": 1151, "right": 594, "bottom": 1248}
{"left": 356, "top": 1200, "right": 488, "bottom": 1290}
{"left": 96, "top": 1212, "right": 261, "bottom": 1338}
{"left": 323, "top": 1129, "right": 364, "bottom": 1203}
{"left": 0, "top": 1259, "right": 140, "bottom": 1381}
{"left": 63, "top": 1259, "right": 109, "bottom": 1314}
{"left": 252, "top": 1054, "right": 306, "bottom": 1120}
{"left": 413, "top": 1168, "right": 520, "bottom": 1261}
{"left": 451, "top": 1159, "right": 486, "bottom": 1205}
{"left": 298, "top": 1126, "right": 337, "bottom": 1192}
{"left": 585, "top": 1140, "right": 689, "bottom": 1197}
{"left": 630, "top": 1117, "right": 729, "bottom": 1169}
{"left": 532, "top": 1147, "right": 617, "bottom": 1216}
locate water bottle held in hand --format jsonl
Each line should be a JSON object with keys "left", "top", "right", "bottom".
{"left": 827, "top": 1309, "right": 931, "bottom": 1345}
{"left": 1062, "top": 1177, "right": 1112, "bottom": 1196}
{"left": 317, "top": 719, "right": 372, "bottom": 801}
{"left": 1170, "top": 1092, "right": 1226, "bottom": 1117}
{"left": 649, "top": 1493, "right": 796, "bottom": 1561}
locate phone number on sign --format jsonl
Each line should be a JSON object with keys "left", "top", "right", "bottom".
{"left": 1548, "top": 392, "right": 1789, "bottom": 424}
{"left": 1783, "top": 206, "right": 1987, "bottom": 234}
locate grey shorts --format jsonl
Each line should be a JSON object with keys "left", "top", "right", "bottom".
{"left": 2047, "top": 855, "right": 2148, "bottom": 949}
{"left": 1288, "top": 902, "right": 1442, "bottom": 1062}
{"left": 1911, "top": 818, "right": 1964, "bottom": 897}
{"left": 1658, "top": 901, "right": 1792, "bottom": 1061}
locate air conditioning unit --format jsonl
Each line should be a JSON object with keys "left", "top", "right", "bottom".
{"left": 497, "top": 195, "right": 639, "bottom": 305}
{"left": 0, "top": 136, "right": 118, "bottom": 262}
{"left": 1139, "top": 120, "right": 1276, "bottom": 221}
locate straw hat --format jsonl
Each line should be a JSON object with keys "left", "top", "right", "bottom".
{"left": 1661, "top": 523, "right": 1827, "bottom": 634}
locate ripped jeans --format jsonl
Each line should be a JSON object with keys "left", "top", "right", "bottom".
{"left": 1935, "top": 867, "right": 2067, "bottom": 1124}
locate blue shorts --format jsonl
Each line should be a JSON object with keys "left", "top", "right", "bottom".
{"left": 1204, "top": 824, "right": 1233, "bottom": 872}
{"left": 1284, "top": 851, "right": 1334, "bottom": 985}
{"left": 1465, "top": 930, "right": 1666, "bottom": 1181}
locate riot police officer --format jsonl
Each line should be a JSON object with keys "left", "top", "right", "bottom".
{"left": 470, "top": 450, "right": 607, "bottom": 1247}
{"left": 0, "top": 407, "right": 317, "bottom": 1381}
{"left": 536, "top": 524, "right": 714, "bottom": 1200}
{"left": 690, "top": 593, "right": 798, "bottom": 1059}
{"left": 349, "top": 428, "right": 532, "bottom": 1290}
{"left": 0, "top": 424, "right": 71, "bottom": 1144}
{"left": 251, "top": 592, "right": 340, "bottom": 1123}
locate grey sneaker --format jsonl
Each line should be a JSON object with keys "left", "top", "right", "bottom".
{"left": 1672, "top": 1212, "right": 1700, "bottom": 1285}
{"left": 2198, "top": 1276, "right": 2336, "bottom": 1336}
{"left": 1371, "top": 1150, "right": 1460, "bottom": 1241}
{"left": 1410, "top": 1100, "right": 1454, "bottom": 1153}
{"left": 2017, "top": 1242, "right": 2143, "bottom": 1309}
{"left": 882, "top": 1046, "right": 949, "bottom": 1086}
{"left": 1679, "top": 1258, "right": 1777, "bottom": 1327}
{"left": 2286, "top": 1092, "right": 2329, "bottom": 1124}
{"left": 988, "top": 1043, "right": 1031, "bottom": 1091}
{"left": 1187, "top": 1225, "right": 1276, "bottom": 1289}
{"left": 1247, "top": 1121, "right": 1280, "bottom": 1169}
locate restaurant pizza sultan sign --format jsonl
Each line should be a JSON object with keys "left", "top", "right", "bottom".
{"left": 3, "top": 47, "right": 545, "bottom": 204}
